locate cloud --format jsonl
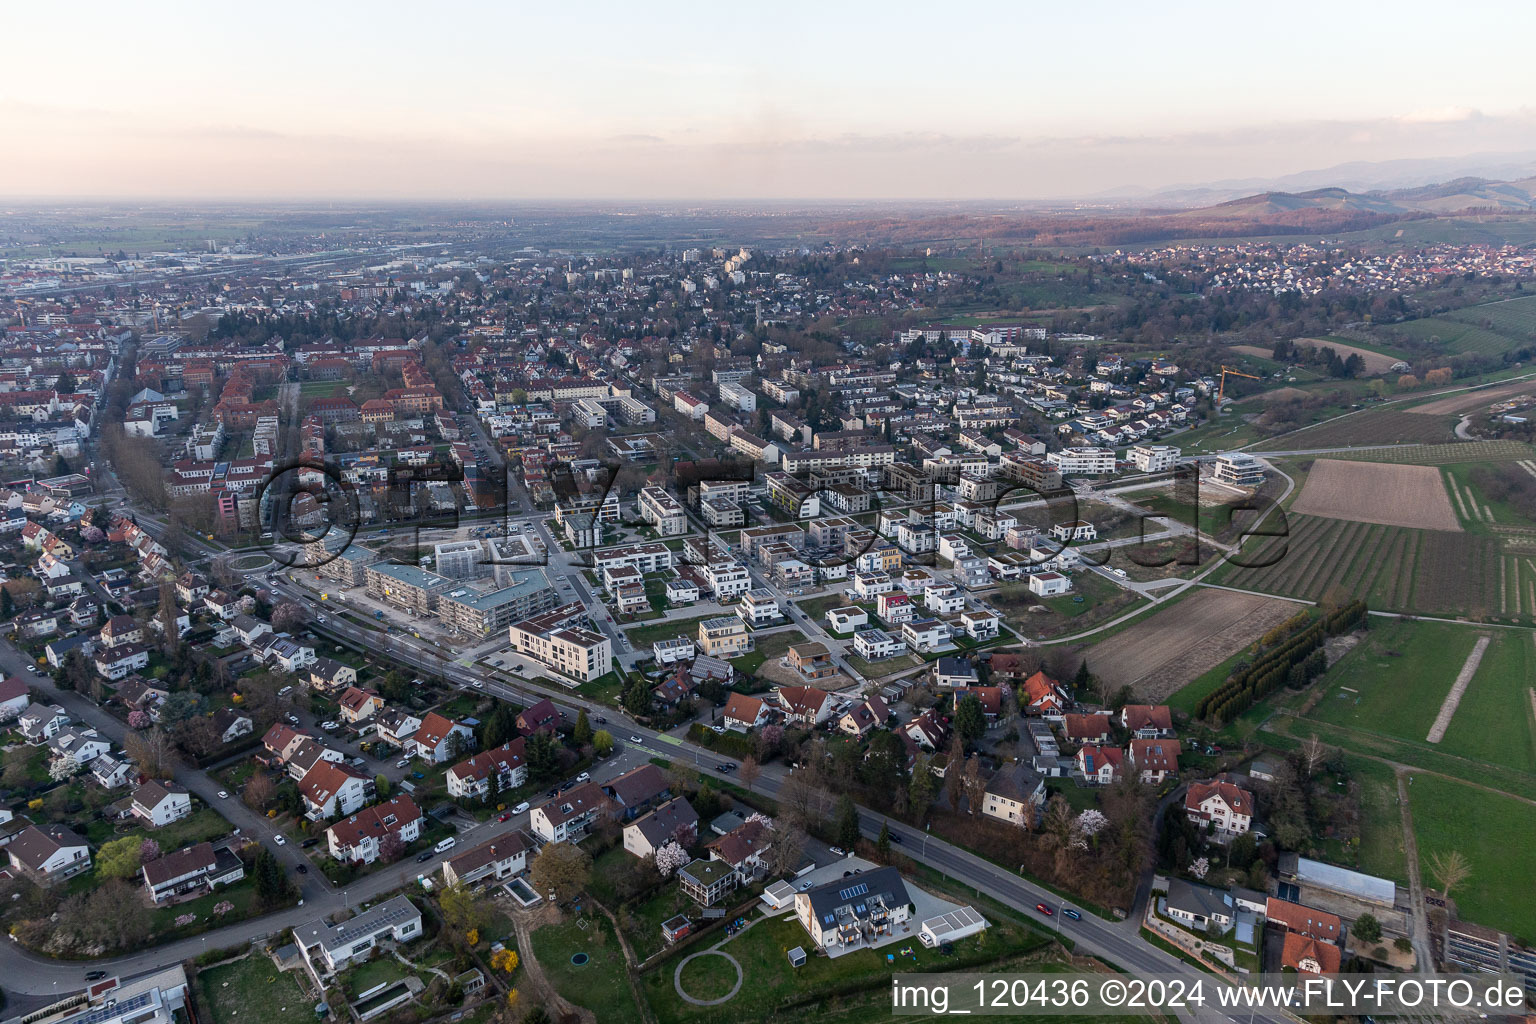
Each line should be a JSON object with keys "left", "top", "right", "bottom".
{"left": 1397, "top": 106, "right": 1484, "bottom": 124}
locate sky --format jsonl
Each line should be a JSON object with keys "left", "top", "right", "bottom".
{"left": 5, "top": 0, "right": 1536, "bottom": 200}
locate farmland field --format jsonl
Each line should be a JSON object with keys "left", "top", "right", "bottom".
{"left": 1405, "top": 378, "right": 1536, "bottom": 416}
{"left": 1291, "top": 338, "right": 1401, "bottom": 374}
{"left": 1294, "top": 440, "right": 1536, "bottom": 465}
{"left": 1290, "top": 460, "right": 1460, "bottom": 531}
{"left": 1250, "top": 408, "right": 1457, "bottom": 451}
{"left": 1082, "top": 589, "right": 1299, "bottom": 701}
{"left": 1217, "top": 514, "right": 1501, "bottom": 618}
{"left": 1383, "top": 316, "right": 1522, "bottom": 356}
{"left": 1442, "top": 293, "right": 1536, "bottom": 344}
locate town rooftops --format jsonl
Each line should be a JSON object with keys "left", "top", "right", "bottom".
{"left": 141, "top": 841, "right": 216, "bottom": 887}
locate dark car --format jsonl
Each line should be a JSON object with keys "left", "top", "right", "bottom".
{"left": 1062, "top": 908, "right": 1081, "bottom": 920}
{"left": 594, "top": 716, "right": 607, "bottom": 724}
{"left": 296, "top": 864, "right": 309, "bottom": 874}
{"left": 716, "top": 762, "right": 734, "bottom": 772}
{"left": 889, "top": 832, "right": 903, "bottom": 843}
{"left": 85, "top": 971, "right": 107, "bottom": 981}
{"left": 416, "top": 851, "right": 434, "bottom": 863}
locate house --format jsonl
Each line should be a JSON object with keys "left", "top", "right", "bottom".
{"left": 47, "top": 727, "right": 111, "bottom": 766}
{"left": 1281, "top": 931, "right": 1341, "bottom": 975}
{"left": 706, "top": 818, "right": 770, "bottom": 880}
{"left": 91, "top": 753, "right": 136, "bottom": 789}
{"left": 652, "top": 637, "right": 696, "bottom": 665}
{"left": 204, "top": 590, "right": 239, "bottom": 620}
{"left": 99, "top": 614, "right": 144, "bottom": 649}
{"left": 1128, "top": 738, "right": 1181, "bottom": 783}
{"left": 774, "top": 685, "right": 833, "bottom": 727}
{"left": 45, "top": 632, "right": 95, "bottom": 668}
{"left": 209, "top": 708, "right": 254, "bottom": 744}
{"left": 374, "top": 709, "right": 424, "bottom": 749}
{"left": 0, "top": 675, "right": 31, "bottom": 724}
{"left": 622, "top": 797, "right": 699, "bottom": 859}
{"left": 826, "top": 606, "right": 868, "bottom": 633}
{"left": 442, "top": 830, "right": 536, "bottom": 887}
{"left": 530, "top": 782, "right": 610, "bottom": 842}
{"left": 1062, "top": 712, "right": 1112, "bottom": 744}
{"left": 7, "top": 823, "right": 91, "bottom": 884}
{"left": 298, "top": 761, "right": 373, "bottom": 820}
{"left": 876, "top": 591, "right": 914, "bottom": 625}
{"left": 334, "top": 687, "right": 384, "bottom": 725}
{"left": 295, "top": 895, "right": 422, "bottom": 977}
{"left": 131, "top": 780, "right": 193, "bottom": 827}
{"left": 446, "top": 738, "right": 528, "bottom": 801}
{"left": 411, "top": 712, "right": 475, "bottom": 763}
{"left": 902, "top": 618, "right": 952, "bottom": 653}
{"left": 786, "top": 642, "right": 836, "bottom": 681}
{"left": 515, "top": 699, "right": 561, "bottom": 736}
{"left": 93, "top": 642, "right": 150, "bottom": 681}
{"left": 836, "top": 695, "right": 891, "bottom": 738}
{"left": 722, "top": 692, "right": 769, "bottom": 731}
{"left": 1120, "top": 704, "right": 1175, "bottom": 738}
{"left": 1185, "top": 779, "right": 1253, "bottom": 838}
{"left": 19, "top": 704, "right": 70, "bottom": 743}
{"left": 261, "top": 637, "right": 316, "bottom": 673}
{"left": 904, "top": 708, "right": 948, "bottom": 751}
{"left": 852, "top": 627, "right": 902, "bottom": 660}
{"left": 698, "top": 615, "right": 752, "bottom": 657}
{"left": 678, "top": 858, "right": 737, "bottom": 907}
{"left": 326, "top": 795, "right": 424, "bottom": 864}
{"left": 260, "top": 723, "right": 310, "bottom": 764}
{"left": 230, "top": 614, "right": 272, "bottom": 647}
{"left": 1264, "top": 898, "right": 1342, "bottom": 942}
{"left": 1020, "top": 671, "right": 1068, "bottom": 716}
{"left": 933, "top": 657, "right": 977, "bottom": 689}
{"left": 1164, "top": 878, "right": 1234, "bottom": 931}
{"left": 981, "top": 762, "right": 1046, "bottom": 827}
{"left": 1050, "top": 521, "right": 1098, "bottom": 543}
{"left": 795, "top": 865, "right": 912, "bottom": 951}
{"left": 309, "top": 657, "right": 358, "bottom": 693}
{"left": 284, "top": 738, "right": 345, "bottom": 781}
{"left": 1027, "top": 571, "right": 1071, "bottom": 597}
{"left": 602, "top": 764, "right": 673, "bottom": 821}
{"left": 141, "top": 842, "right": 245, "bottom": 903}
{"left": 1076, "top": 744, "right": 1124, "bottom": 784}
{"left": 953, "top": 686, "right": 1010, "bottom": 728}
{"left": 960, "top": 610, "right": 1000, "bottom": 640}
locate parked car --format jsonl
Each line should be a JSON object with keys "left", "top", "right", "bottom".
{"left": 286, "top": 714, "right": 301, "bottom": 725}
{"left": 395, "top": 759, "right": 411, "bottom": 769}
{"left": 85, "top": 971, "right": 107, "bottom": 981}
{"left": 828, "top": 846, "right": 846, "bottom": 857}
{"left": 416, "top": 851, "right": 434, "bottom": 863}
{"left": 217, "top": 791, "right": 228, "bottom": 799}
{"left": 296, "top": 864, "right": 308, "bottom": 874}
{"left": 594, "top": 716, "right": 607, "bottom": 724}
{"left": 321, "top": 721, "right": 338, "bottom": 730}
{"left": 273, "top": 835, "right": 287, "bottom": 846}
{"left": 576, "top": 772, "right": 590, "bottom": 783}
{"left": 511, "top": 802, "right": 529, "bottom": 814}
{"left": 716, "top": 762, "right": 734, "bottom": 772}
{"left": 497, "top": 813, "right": 510, "bottom": 822}
{"left": 434, "top": 837, "right": 457, "bottom": 854}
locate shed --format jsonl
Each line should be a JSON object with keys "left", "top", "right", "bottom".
{"left": 787, "top": 946, "right": 807, "bottom": 968}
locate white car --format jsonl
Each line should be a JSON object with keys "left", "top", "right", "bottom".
{"left": 321, "top": 721, "right": 338, "bottom": 730}
{"left": 395, "top": 759, "right": 411, "bottom": 769}
{"left": 829, "top": 845, "right": 846, "bottom": 857}
{"left": 511, "top": 801, "right": 529, "bottom": 814}
{"left": 576, "top": 772, "right": 590, "bottom": 783}
{"left": 217, "top": 791, "right": 229, "bottom": 799}
{"left": 472, "top": 681, "right": 484, "bottom": 689}
{"left": 629, "top": 735, "right": 643, "bottom": 744}
{"left": 273, "top": 835, "right": 287, "bottom": 846}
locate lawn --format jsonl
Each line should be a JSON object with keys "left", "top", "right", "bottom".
{"left": 149, "top": 877, "right": 271, "bottom": 942}
{"left": 731, "top": 629, "right": 806, "bottom": 678}
{"left": 794, "top": 594, "right": 852, "bottom": 623}
{"left": 642, "top": 913, "right": 1049, "bottom": 1024}
{"left": 1347, "top": 756, "right": 1408, "bottom": 884}
{"left": 342, "top": 956, "right": 414, "bottom": 998}
{"left": 678, "top": 953, "right": 738, "bottom": 1000}
{"left": 533, "top": 913, "right": 642, "bottom": 1021}
{"left": 1407, "top": 774, "right": 1536, "bottom": 945}
{"left": 624, "top": 615, "right": 718, "bottom": 648}
{"left": 196, "top": 953, "right": 314, "bottom": 1024}
{"left": 844, "top": 652, "right": 921, "bottom": 677}
{"left": 87, "top": 806, "right": 235, "bottom": 850}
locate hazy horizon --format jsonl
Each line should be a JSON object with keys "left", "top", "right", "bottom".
{"left": 6, "top": 0, "right": 1536, "bottom": 201}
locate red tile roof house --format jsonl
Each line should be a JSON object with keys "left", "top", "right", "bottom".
{"left": 774, "top": 685, "right": 833, "bottom": 727}
{"left": 337, "top": 686, "right": 384, "bottom": 723}
{"left": 1020, "top": 671, "right": 1069, "bottom": 716}
{"left": 952, "top": 686, "right": 1009, "bottom": 728}
{"left": 1265, "top": 897, "right": 1342, "bottom": 943}
{"left": 446, "top": 739, "right": 528, "bottom": 801}
{"left": 1075, "top": 744, "right": 1124, "bottom": 784}
{"left": 1282, "top": 931, "right": 1342, "bottom": 975}
{"left": 904, "top": 708, "right": 948, "bottom": 750}
{"left": 260, "top": 723, "right": 309, "bottom": 765}
{"left": 706, "top": 818, "right": 771, "bottom": 880}
{"left": 722, "top": 693, "right": 769, "bottom": 731}
{"left": 530, "top": 782, "right": 612, "bottom": 843}
{"left": 410, "top": 712, "right": 476, "bottom": 763}
{"left": 1128, "top": 738, "right": 1181, "bottom": 784}
{"left": 299, "top": 761, "right": 374, "bottom": 820}
{"left": 515, "top": 698, "right": 562, "bottom": 736}
{"left": 1120, "top": 704, "right": 1175, "bottom": 738}
{"left": 1184, "top": 779, "right": 1254, "bottom": 838}
{"left": 1061, "top": 712, "right": 1112, "bottom": 745}
{"left": 326, "top": 795, "right": 423, "bottom": 864}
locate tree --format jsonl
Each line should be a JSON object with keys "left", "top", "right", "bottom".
{"left": 96, "top": 836, "right": 145, "bottom": 879}
{"left": 1427, "top": 849, "right": 1471, "bottom": 903}
{"left": 1075, "top": 809, "right": 1109, "bottom": 847}
{"left": 2, "top": 747, "right": 32, "bottom": 788}
{"left": 908, "top": 756, "right": 935, "bottom": 823}
{"left": 943, "top": 734, "right": 966, "bottom": 810}
{"left": 738, "top": 756, "right": 762, "bottom": 792}
{"left": 243, "top": 772, "right": 275, "bottom": 811}
{"left": 48, "top": 753, "right": 80, "bottom": 782}
{"left": 270, "top": 601, "right": 306, "bottom": 633}
{"left": 836, "top": 794, "right": 861, "bottom": 850}
{"left": 440, "top": 882, "right": 488, "bottom": 939}
{"left": 375, "top": 773, "right": 391, "bottom": 797}
{"left": 876, "top": 821, "right": 891, "bottom": 861}
{"left": 157, "top": 582, "right": 181, "bottom": 656}
{"left": 252, "top": 848, "right": 297, "bottom": 907}
{"left": 139, "top": 838, "right": 160, "bottom": 862}
{"left": 490, "top": 948, "right": 520, "bottom": 973}
{"left": 0, "top": 587, "right": 12, "bottom": 620}
{"left": 158, "top": 691, "right": 204, "bottom": 725}
{"left": 379, "top": 830, "right": 406, "bottom": 864}
{"left": 124, "top": 727, "right": 176, "bottom": 778}
{"left": 954, "top": 695, "right": 986, "bottom": 746}
{"left": 573, "top": 710, "right": 592, "bottom": 746}
{"left": 1300, "top": 734, "right": 1327, "bottom": 778}
{"left": 525, "top": 731, "right": 560, "bottom": 782}
{"left": 961, "top": 755, "right": 986, "bottom": 816}
{"left": 592, "top": 730, "right": 614, "bottom": 757}
{"left": 529, "top": 842, "right": 592, "bottom": 902}
{"left": 1353, "top": 912, "right": 1382, "bottom": 943}
{"left": 654, "top": 841, "right": 689, "bottom": 877}
{"left": 1190, "top": 856, "right": 1210, "bottom": 880}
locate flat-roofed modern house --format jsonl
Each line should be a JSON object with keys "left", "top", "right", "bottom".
{"left": 295, "top": 895, "right": 422, "bottom": 979}
{"left": 794, "top": 866, "right": 912, "bottom": 951}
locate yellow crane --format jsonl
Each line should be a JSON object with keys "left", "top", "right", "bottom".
{"left": 1217, "top": 365, "right": 1261, "bottom": 406}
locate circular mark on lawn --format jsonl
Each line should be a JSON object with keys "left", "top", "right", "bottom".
{"left": 674, "top": 950, "right": 742, "bottom": 1006}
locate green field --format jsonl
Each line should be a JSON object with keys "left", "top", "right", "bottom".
{"left": 1407, "top": 775, "right": 1536, "bottom": 945}
{"left": 196, "top": 954, "right": 315, "bottom": 1024}
{"left": 623, "top": 614, "right": 720, "bottom": 648}
{"left": 1305, "top": 621, "right": 1535, "bottom": 775}
{"left": 1348, "top": 757, "right": 1409, "bottom": 884}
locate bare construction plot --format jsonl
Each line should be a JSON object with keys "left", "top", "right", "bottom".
{"left": 1293, "top": 338, "right": 1401, "bottom": 374}
{"left": 1407, "top": 379, "right": 1536, "bottom": 416}
{"left": 1085, "top": 589, "right": 1299, "bottom": 701}
{"left": 1290, "top": 459, "right": 1461, "bottom": 532}
{"left": 1426, "top": 635, "right": 1491, "bottom": 743}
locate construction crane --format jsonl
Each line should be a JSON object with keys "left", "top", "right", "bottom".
{"left": 1217, "top": 365, "right": 1261, "bottom": 407}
